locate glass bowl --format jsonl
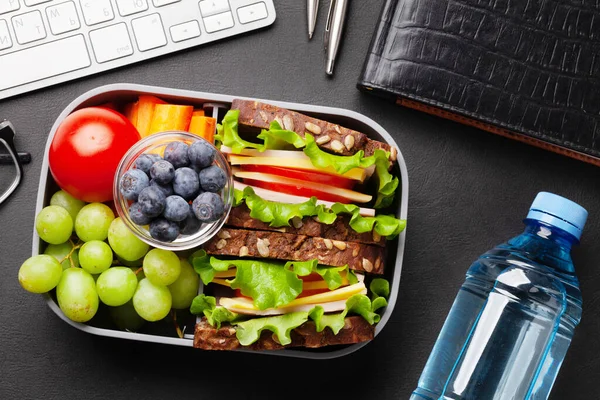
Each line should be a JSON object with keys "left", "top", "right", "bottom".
{"left": 113, "top": 131, "right": 233, "bottom": 251}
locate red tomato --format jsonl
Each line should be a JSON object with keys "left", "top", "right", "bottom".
{"left": 49, "top": 107, "right": 141, "bottom": 203}
{"left": 243, "top": 179, "right": 350, "bottom": 203}
{"left": 240, "top": 165, "right": 355, "bottom": 189}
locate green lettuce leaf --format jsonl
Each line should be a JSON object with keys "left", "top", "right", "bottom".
{"left": 189, "top": 295, "right": 241, "bottom": 329}
{"left": 330, "top": 202, "right": 406, "bottom": 239}
{"left": 372, "top": 149, "right": 400, "bottom": 208}
{"left": 316, "top": 265, "right": 350, "bottom": 290}
{"left": 206, "top": 307, "right": 240, "bottom": 329}
{"left": 346, "top": 294, "right": 381, "bottom": 324}
{"left": 309, "top": 306, "right": 346, "bottom": 335}
{"left": 190, "top": 294, "right": 216, "bottom": 315}
{"left": 228, "top": 259, "right": 303, "bottom": 310}
{"left": 219, "top": 110, "right": 264, "bottom": 153}
{"left": 308, "top": 294, "right": 384, "bottom": 335}
{"left": 234, "top": 186, "right": 405, "bottom": 239}
{"left": 190, "top": 250, "right": 230, "bottom": 285}
{"left": 303, "top": 133, "right": 366, "bottom": 175}
{"left": 242, "top": 186, "right": 321, "bottom": 228}
{"left": 256, "top": 120, "right": 306, "bottom": 150}
{"left": 235, "top": 312, "right": 309, "bottom": 346}
{"left": 369, "top": 278, "right": 390, "bottom": 312}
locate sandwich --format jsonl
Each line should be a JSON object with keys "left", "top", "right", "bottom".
{"left": 189, "top": 100, "right": 405, "bottom": 350}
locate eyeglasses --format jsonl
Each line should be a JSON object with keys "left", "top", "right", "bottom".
{"left": 0, "top": 120, "right": 30, "bottom": 205}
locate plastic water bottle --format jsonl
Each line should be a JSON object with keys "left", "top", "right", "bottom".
{"left": 410, "top": 192, "right": 588, "bottom": 400}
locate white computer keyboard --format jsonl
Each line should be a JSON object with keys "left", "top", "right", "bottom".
{"left": 0, "top": 0, "right": 276, "bottom": 100}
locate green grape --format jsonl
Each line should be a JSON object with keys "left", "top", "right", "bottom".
{"left": 56, "top": 268, "right": 99, "bottom": 323}
{"left": 132, "top": 278, "right": 172, "bottom": 322}
{"left": 108, "top": 218, "right": 149, "bottom": 261}
{"left": 110, "top": 300, "right": 145, "bottom": 332}
{"left": 36, "top": 205, "right": 73, "bottom": 245}
{"left": 44, "top": 242, "right": 80, "bottom": 270}
{"left": 143, "top": 249, "right": 181, "bottom": 286}
{"left": 50, "top": 190, "right": 85, "bottom": 224}
{"left": 75, "top": 203, "right": 115, "bottom": 242}
{"left": 18, "top": 255, "right": 63, "bottom": 293}
{"left": 79, "top": 240, "right": 113, "bottom": 274}
{"left": 96, "top": 267, "right": 138, "bottom": 306}
{"left": 168, "top": 259, "right": 200, "bottom": 309}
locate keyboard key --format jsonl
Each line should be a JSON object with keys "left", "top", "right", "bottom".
{"left": 0, "top": 0, "right": 19, "bottom": 16}
{"left": 24, "top": 0, "right": 51, "bottom": 5}
{"left": 170, "top": 20, "right": 199, "bottom": 42}
{"left": 132, "top": 13, "right": 166, "bottom": 51}
{"left": 0, "top": 19, "right": 11, "bottom": 50}
{"left": 116, "top": 0, "right": 148, "bottom": 17}
{"left": 237, "top": 2, "right": 267, "bottom": 24}
{"left": 80, "top": 0, "right": 114, "bottom": 26}
{"left": 199, "top": 0, "right": 229, "bottom": 17}
{"left": 46, "top": 2, "right": 80, "bottom": 35}
{"left": 203, "top": 11, "right": 233, "bottom": 33}
{"left": 12, "top": 10, "right": 46, "bottom": 44}
{"left": 89, "top": 22, "right": 133, "bottom": 62}
{"left": 153, "top": 0, "right": 179, "bottom": 6}
{"left": 0, "top": 35, "right": 90, "bottom": 91}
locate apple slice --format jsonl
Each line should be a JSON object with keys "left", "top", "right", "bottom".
{"left": 234, "top": 181, "right": 376, "bottom": 217}
{"left": 228, "top": 154, "right": 366, "bottom": 182}
{"left": 233, "top": 170, "right": 373, "bottom": 203}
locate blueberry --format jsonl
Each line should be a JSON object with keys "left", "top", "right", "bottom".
{"left": 188, "top": 140, "right": 216, "bottom": 169}
{"left": 192, "top": 192, "right": 225, "bottom": 223}
{"left": 150, "top": 160, "right": 175, "bottom": 185}
{"left": 179, "top": 205, "right": 202, "bottom": 235}
{"left": 119, "top": 169, "right": 150, "bottom": 201}
{"left": 129, "top": 202, "right": 153, "bottom": 225}
{"left": 164, "top": 141, "right": 190, "bottom": 168}
{"left": 173, "top": 167, "right": 200, "bottom": 200}
{"left": 137, "top": 186, "right": 166, "bottom": 218}
{"left": 150, "top": 179, "right": 174, "bottom": 197}
{"left": 163, "top": 195, "right": 190, "bottom": 222}
{"left": 135, "top": 154, "right": 162, "bottom": 175}
{"left": 199, "top": 165, "right": 227, "bottom": 193}
{"left": 149, "top": 218, "right": 180, "bottom": 242}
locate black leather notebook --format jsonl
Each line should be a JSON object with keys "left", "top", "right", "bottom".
{"left": 358, "top": 0, "right": 600, "bottom": 166}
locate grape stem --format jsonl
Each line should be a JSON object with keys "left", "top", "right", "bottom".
{"left": 58, "top": 239, "right": 82, "bottom": 268}
{"left": 134, "top": 267, "right": 143, "bottom": 276}
{"left": 171, "top": 310, "right": 184, "bottom": 339}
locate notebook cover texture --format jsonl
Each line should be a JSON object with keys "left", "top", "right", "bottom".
{"left": 358, "top": 0, "right": 600, "bottom": 165}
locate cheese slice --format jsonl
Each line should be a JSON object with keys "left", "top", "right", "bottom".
{"left": 219, "top": 298, "right": 350, "bottom": 316}
{"left": 218, "top": 281, "right": 367, "bottom": 315}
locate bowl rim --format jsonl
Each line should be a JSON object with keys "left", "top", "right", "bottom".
{"left": 112, "top": 130, "right": 234, "bottom": 251}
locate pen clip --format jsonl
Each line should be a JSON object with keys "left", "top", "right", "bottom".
{"left": 324, "top": 0, "right": 337, "bottom": 51}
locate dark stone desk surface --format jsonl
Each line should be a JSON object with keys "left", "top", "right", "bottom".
{"left": 1, "top": 1, "right": 599, "bottom": 399}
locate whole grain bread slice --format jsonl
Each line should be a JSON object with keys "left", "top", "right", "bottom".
{"left": 231, "top": 99, "right": 397, "bottom": 161}
{"left": 193, "top": 316, "right": 374, "bottom": 350}
{"left": 204, "top": 228, "right": 385, "bottom": 274}
{"left": 226, "top": 205, "right": 385, "bottom": 246}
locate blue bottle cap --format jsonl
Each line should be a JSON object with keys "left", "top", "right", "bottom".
{"left": 526, "top": 192, "right": 588, "bottom": 241}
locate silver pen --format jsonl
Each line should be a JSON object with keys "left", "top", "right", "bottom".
{"left": 307, "top": 0, "right": 319, "bottom": 40}
{"left": 324, "top": 0, "right": 349, "bottom": 75}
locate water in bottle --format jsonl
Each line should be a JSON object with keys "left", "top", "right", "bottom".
{"left": 410, "top": 192, "right": 588, "bottom": 400}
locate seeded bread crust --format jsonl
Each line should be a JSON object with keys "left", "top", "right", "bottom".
{"left": 203, "top": 228, "right": 385, "bottom": 274}
{"left": 226, "top": 205, "right": 385, "bottom": 246}
{"left": 193, "top": 316, "right": 375, "bottom": 350}
{"left": 231, "top": 99, "right": 396, "bottom": 161}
